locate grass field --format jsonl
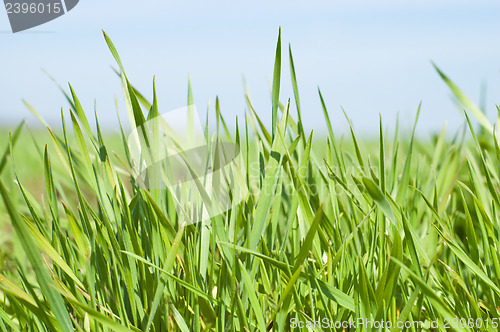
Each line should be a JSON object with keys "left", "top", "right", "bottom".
{"left": 1, "top": 31, "right": 500, "bottom": 331}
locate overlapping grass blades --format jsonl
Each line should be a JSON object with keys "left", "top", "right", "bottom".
{"left": 0, "top": 30, "right": 499, "bottom": 331}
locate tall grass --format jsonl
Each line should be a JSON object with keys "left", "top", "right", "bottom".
{"left": 0, "top": 30, "right": 499, "bottom": 331}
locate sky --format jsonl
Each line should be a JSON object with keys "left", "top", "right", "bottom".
{"left": 1, "top": 0, "right": 499, "bottom": 136}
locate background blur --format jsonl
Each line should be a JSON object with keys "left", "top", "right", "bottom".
{"left": 1, "top": 0, "right": 499, "bottom": 135}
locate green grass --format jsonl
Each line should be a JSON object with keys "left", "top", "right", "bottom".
{"left": 1, "top": 30, "right": 500, "bottom": 331}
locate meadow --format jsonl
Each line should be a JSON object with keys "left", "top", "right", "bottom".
{"left": 0, "top": 31, "right": 499, "bottom": 331}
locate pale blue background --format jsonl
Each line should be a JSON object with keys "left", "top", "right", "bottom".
{"left": 1, "top": 0, "right": 499, "bottom": 135}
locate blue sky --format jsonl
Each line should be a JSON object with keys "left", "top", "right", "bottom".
{"left": 1, "top": 0, "right": 499, "bottom": 135}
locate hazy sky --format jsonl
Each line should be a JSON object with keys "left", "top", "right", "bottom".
{"left": 1, "top": 0, "right": 499, "bottom": 136}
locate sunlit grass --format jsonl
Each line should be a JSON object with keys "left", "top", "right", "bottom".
{"left": 0, "top": 30, "right": 499, "bottom": 331}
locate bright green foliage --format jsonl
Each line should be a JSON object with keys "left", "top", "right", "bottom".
{"left": 0, "top": 31, "right": 500, "bottom": 332}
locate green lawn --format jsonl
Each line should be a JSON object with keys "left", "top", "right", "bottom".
{"left": 0, "top": 31, "right": 499, "bottom": 332}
